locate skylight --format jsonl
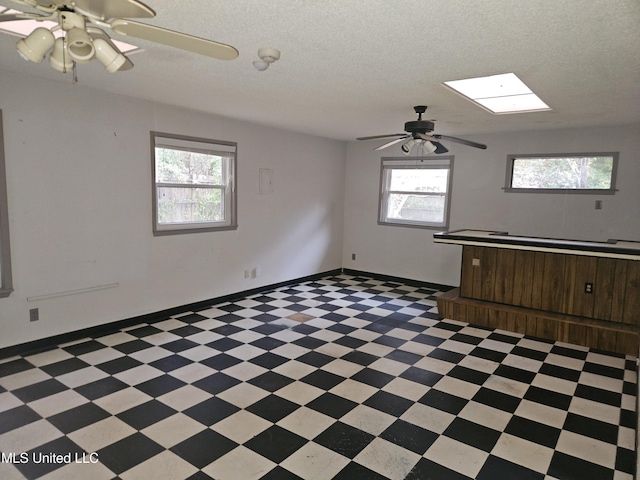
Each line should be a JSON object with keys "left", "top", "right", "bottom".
{"left": 443, "top": 73, "right": 551, "bottom": 114}
{"left": 0, "top": 7, "right": 139, "bottom": 54}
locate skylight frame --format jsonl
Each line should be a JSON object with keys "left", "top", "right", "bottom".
{"left": 443, "top": 73, "right": 551, "bottom": 115}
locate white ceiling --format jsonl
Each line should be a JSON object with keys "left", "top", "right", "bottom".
{"left": 0, "top": 0, "right": 639, "bottom": 142}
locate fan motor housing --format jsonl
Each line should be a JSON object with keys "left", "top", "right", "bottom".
{"left": 404, "top": 120, "right": 435, "bottom": 134}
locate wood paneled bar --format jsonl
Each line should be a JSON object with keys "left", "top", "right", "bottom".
{"left": 434, "top": 230, "right": 640, "bottom": 355}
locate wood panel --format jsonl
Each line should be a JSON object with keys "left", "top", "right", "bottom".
{"left": 530, "top": 252, "right": 547, "bottom": 310}
{"left": 479, "top": 247, "right": 497, "bottom": 301}
{"left": 575, "top": 256, "right": 597, "bottom": 318}
{"left": 611, "top": 260, "right": 629, "bottom": 323}
{"left": 618, "top": 333, "right": 639, "bottom": 357}
{"left": 459, "top": 246, "right": 640, "bottom": 324}
{"left": 460, "top": 246, "right": 475, "bottom": 298}
{"left": 494, "top": 248, "right": 516, "bottom": 305}
{"left": 561, "top": 255, "right": 597, "bottom": 318}
{"left": 593, "top": 257, "right": 617, "bottom": 322}
{"left": 512, "top": 250, "right": 535, "bottom": 308}
{"left": 436, "top": 289, "right": 639, "bottom": 356}
{"left": 622, "top": 260, "right": 640, "bottom": 325}
{"left": 540, "top": 253, "right": 566, "bottom": 312}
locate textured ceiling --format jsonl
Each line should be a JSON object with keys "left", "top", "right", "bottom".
{"left": 0, "top": 0, "right": 639, "bottom": 141}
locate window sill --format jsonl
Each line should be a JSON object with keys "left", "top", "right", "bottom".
{"left": 378, "top": 220, "right": 447, "bottom": 230}
{"left": 504, "top": 188, "right": 616, "bottom": 195}
{"left": 0, "top": 287, "right": 13, "bottom": 298}
{"left": 153, "top": 225, "right": 238, "bottom": 236}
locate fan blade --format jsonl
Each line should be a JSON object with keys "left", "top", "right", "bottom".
{"left": 73, "top": 0, "right": 155, "bottom": 20}
{"left": 416, "top": 133, "right": 440, "bottom": 143}
{"left": 357, "top": 133, "right": 406, "bottom": 141}
{"left": 374, "top": 136, "right": 409, "bottom": 151}
{"left": 118, "top": 57, "right": 134, "bottom": 71}
{"left": 433, "top": 143, "right": 449, "bottom": 154}
{"left": 0, "top": 12, "right": 45, "bottom": 22}
{"left": 17, "top": 1, "right": 67, "bottom": 8}
{"left": 110, "top": 19, "right": 239, "bottom": 60}
{"left": 434, "top": 134, "right": 487, "bottom": 150}
{"left": 0, "top": 13, "right": 25, "bottom": 21}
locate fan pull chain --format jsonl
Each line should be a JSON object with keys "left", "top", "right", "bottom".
{"left": 62, "top": 36, "right": 68, "bottom": 74}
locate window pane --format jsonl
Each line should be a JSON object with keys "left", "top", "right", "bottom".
{"left": 389, "top": 169, "right": 448, "bottom": 192}
{"left": 511, "top": 156, "right": 614, "bottom": 189}
{"left": 155, "top": 147, "right": 223, "bottom": 185}
{"left": 157, "top": 187, "right": 223, "bottom": 224}
{"left": 379, "top": 157, "right": 453, "bottom": 229}
{"left": 386, "top": 194, "right": 445, "bottom": 223}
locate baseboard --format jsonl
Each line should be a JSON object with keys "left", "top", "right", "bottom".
{"left": 341, "top": 268, "right": 455, "bottom": 292}
{"left": 0, "top": 268, "right": 343, "bottom": 360}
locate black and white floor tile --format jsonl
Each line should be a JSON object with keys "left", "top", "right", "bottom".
{"left": 0, "top": 274, "right": 636, "bottom": 479}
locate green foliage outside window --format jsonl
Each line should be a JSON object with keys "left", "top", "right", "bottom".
{"left": 156, "top": 148, "right": 223, "bottom": 185}
{"left": 510, "top": 155, "right": 615, "bottom": 190}
{"left": 156, "top": 147, "right": 226, "bottom": 224}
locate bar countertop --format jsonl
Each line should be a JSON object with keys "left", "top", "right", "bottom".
{"left": 433, "top": 229, "right": 640, "bottom": 260}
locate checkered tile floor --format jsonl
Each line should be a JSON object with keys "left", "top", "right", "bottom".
{"left": 0, "top": 274, "right": 636, "bottom": 479}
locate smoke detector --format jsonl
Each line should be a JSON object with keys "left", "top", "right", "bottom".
{"left": 253, "top": 47, "right": 280, "bottom": 71}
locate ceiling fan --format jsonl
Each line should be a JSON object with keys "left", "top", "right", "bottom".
{"left": 0, "top": 0, "right": 238, "bottom": 78}
{"left": 357, "top": 106, "right": 487, "bottom": 155}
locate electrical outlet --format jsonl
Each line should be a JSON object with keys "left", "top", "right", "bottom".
{"left": 29, "top": 308, "right": 39, "bottom": 322}
{"left": 472, "top": 258, "right": 480, "bottom": 267}
{"left": 595, "top": 200, "right": 603, "bottom": 210}
{"left": 584, "top": 282, "right": 593, "bottom": 294}
{"left": 251, "top": 268, "right": 257, "bottom": 279}
{"left": 352, "top": 253, "right": 356, "bottom": 261}
{"left": 244, "top": 270, "right": 250, "bottom": 279}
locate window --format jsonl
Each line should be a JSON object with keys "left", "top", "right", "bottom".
{"left": 0, "top": 110, "right": 13, "bottom": 297}
{"left": 152, "top": 132, "right": 237, "bottom": 235}
{"left": 378, "top": 156, "right": 454, "bottom": 229}
{"left": 505, "top": 152, "right": 618, "bottom": 194}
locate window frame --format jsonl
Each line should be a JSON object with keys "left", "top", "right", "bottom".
{"left": 378, "top": 156, "right": 454, "bottom": 230}
{"left": 0, "top": 110, "right": 13, "bottom": 298}
{"left": 504, "top": 152, "right": 619, "bottom": 194}
{"left": 151, "top": 131, "right": 237, "bottom": 236}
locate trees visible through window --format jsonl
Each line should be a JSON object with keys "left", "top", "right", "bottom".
{"left": 152, "top": 132, "right": 237, "bottom": 235}
{"left": 506, "top": 153, "right": 618, "bottom": 193}
{"left": 379, "top": 157, "right": 454, "bottom": 229}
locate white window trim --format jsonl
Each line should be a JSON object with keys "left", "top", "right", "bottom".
{"left": 378, "top": 156, "right": 454, "bottom": 230}
{"left": 504, "top": 152, "right": 619, "bottom": 194}
{"left": 151, "top": 131, "right": 237, "bottom": 236}
{"left": 0, "top": 110, "right": 13, "bottom": 297}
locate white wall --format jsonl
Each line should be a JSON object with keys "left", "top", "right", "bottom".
{"left": 0, "top": 71, "right": 346, "bottom": 349}
{"left": 343, "top": 124, "right": 640, "bottom": 286}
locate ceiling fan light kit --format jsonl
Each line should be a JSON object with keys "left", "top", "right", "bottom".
{"left": 16, "top": 26, "right": 54, "bottom": 63}
{"left": 422, "top": 141, "right": 437, "bottom": 155}
{"left": 49, "top": 37, "right": 73, "bottom": 71}
{"left": 401, "top": 139, "right": 437, "bottom": 156}
{"left": 357, "top": 105, "right": 487, "bottom": 154}
{"left": 1, "top": 0, "right": 240, "bottom": 79}
{"left": 400, "top": 139, "right": 415, "bottom": 154}
{"left": 93, "top": 37, "right": 126, "bottom": 72}
{"left": 66, "top": 27, "right": 95, "bottom": 63}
